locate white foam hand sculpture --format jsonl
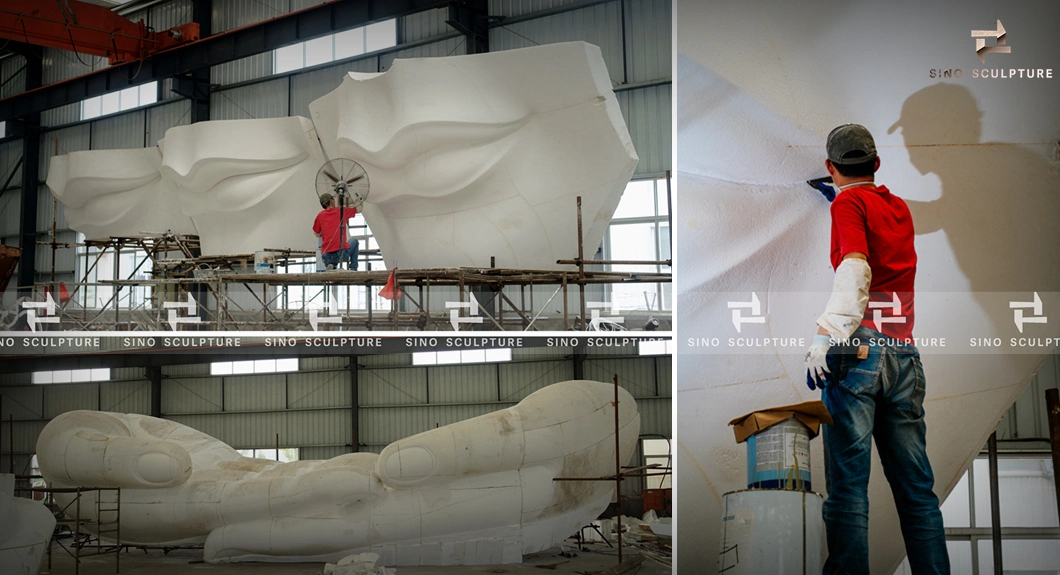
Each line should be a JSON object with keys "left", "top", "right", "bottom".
{"left": 36, "top": 380, "right": 640, "bottom": 565}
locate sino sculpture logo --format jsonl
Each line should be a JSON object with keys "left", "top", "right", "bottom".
{"left": 971, "top": 19, "right": 1010, "bottom": 63}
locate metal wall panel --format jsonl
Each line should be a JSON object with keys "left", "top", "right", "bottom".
{"left": 288, "top": 60, "right": 374, "bottom": 119}
{"left": 489, "top": 0, "right": 589, "bottom": 18}
{"left": 162, "top": 363, "right": 211, "bottom": 377}
{"left": 166, "top": 413, "right": 223, "bottom": 439}
{"left": 211, "top": 54, "right": 274, "bottom": 86}
{"left": 34, "top": 231, "right": 77, "bottom": 273}
{"left": 618, "top": 83, "right": 671, "bottom": 175}
{"left": 162, "top": 377, "right": 223, "bottom": 413}
{"left": 401, "top": 8, "right": 451, "bottom": 43}
{"left": 221, "top": 412, "right": 289, "bottom": 447}
{"left": 99, "top": 380, "right": 151, "bottom": 414}
{"left": 224, "top": 374, "right": 288, "bottom": 411}
{"left": 636, "top": 396, "right": 670, "bottom": 436}
{"left": 360, "top": 406, "right": 428, "bottom": 444}
{"left": 10, "top": 420, "right": 47, "bottom": 460}
{"left": 301, "top": 445, "right": 348, "bottom": 460}
{"left": 0, "top": 55, "right": 26, "bottom": 98}
{"left": 149, "top": 0, "right": 195, "bottom": 30}
{"left": 43, "top": 383, "right": 99, "bottom": 417}
{"left": 286, "top": 370, "right": 349, "bottom": 409}
{"left": 300, "top": 356, "right": 347, "bottom": 370}
{"left": 41, "top": 47, "right": 105, "bottom": 86}
{"left": 359, "top": 367, "right": 427, "bottom": 406}
{"left": 623, "top": 0, "right": 671, "bottom": 84}
{"left": 34, "top": 190, "right": 71, "bottom": 243}
{"left": 427, "top": 364, "right": 498, "bottom": 404}
{"left": 291, "top": 0, "right": 330, "bottom": 11}
{"left": 488, "top": 3, "right": 624, "bottom": 84}
{"left": 213, "top": 0, "right": 289, "bottom": 33}
{"left": 211, "top": 79, "right": 290, "bottom": 120}
{"left": 511, "top": 346, "right": 574, "bottom": 361}
{"left": 360, "top": 353, "right": 413, "bottom": 367}
{"left": 287, "top": 409, "right": 350, "bottom": 445}
{"left": 998, "top": 351, "right": 1059, "bottom": 440}
{"left": 41, "top": 103, "right": 82, "bottom": 128}
{"left": 583, "top": 357, "right": 660, "bottom": 398}
{"left": 91, "top": 110, "right": 147, "bottom": 150}
{"left": 39, "top": 125, "right": 91, "bottom": 181}
{"left": 381, "top": 37, "right": 465, "bottom": 71}
{"left": 498, "top": 359, "right": 574, "bottom": 401}
{"left": 147, "top": 100, "right": 192, "bottom": 146}
{"left": 110, "top": 367, "right": 146, "bottom": 380}
{"left": 0, "top": 386, "right": 44, "bottom": 420}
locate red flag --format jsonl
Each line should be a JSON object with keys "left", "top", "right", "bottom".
{"left": 58, "top": 282, "right": 71, "bottom": 304}
{"left": 379, "top": 267, "right": 402, "bottom": 300}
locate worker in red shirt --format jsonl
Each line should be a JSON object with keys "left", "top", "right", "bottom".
{"left": 313, "top": 193, "right": 359, "bottom": 271}
{"left": 804, "top": 124, "right": 949, "bottom": 574}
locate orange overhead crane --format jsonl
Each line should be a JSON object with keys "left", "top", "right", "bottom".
{"left": 0, "top": 0, "right": 199, "bottom": 65}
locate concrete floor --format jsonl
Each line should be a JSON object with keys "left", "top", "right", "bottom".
{"left": 42, "top": 543, "right": 671, "bottom": 575}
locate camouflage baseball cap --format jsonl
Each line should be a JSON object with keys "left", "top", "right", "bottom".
{"left": 826, "top": 124, "right": 877, "bottom": 165}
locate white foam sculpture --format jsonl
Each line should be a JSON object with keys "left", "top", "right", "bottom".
{"left": 35, "top": 380, "right": 640, "bottom": 565}
{"left": 46, "top": 43, "right": 637, "bottom": 267}
{"left": 675, "top": 1, "right": 1060, "bottom": 573}
{"left": 46, "top": 117, "right": 324, "bottom": 256}
{"left": 308, "top": 41, "right": 638, "bottom": 270}
{"left": 0, "top": 474, "right": 55, "bottom": 575}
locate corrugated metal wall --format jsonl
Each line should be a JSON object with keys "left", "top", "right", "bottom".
{"left": 0, "top": 348, "right": 672, "bottom": 492}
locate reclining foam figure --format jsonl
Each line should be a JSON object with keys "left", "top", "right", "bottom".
{"left": 674, "top": 2, "right": 1060, "bottom": 573}
{"left": 35, "top": 380, "right": 640, "bottom": 565}
{"left": 0, "top": 474, "right": 54, "bottom": 575}
{"left": 309, "top": 41, "right": 638, "bottom": 270}
{"left": 46, "top": 146, "right": 196, "bottom": 240}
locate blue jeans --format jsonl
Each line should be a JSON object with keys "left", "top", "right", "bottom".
{"left": 822, "top": 326, "right": 949, "bottom": 575}
{"left": 321, "top": 240, "right": 359, "bottom": 271}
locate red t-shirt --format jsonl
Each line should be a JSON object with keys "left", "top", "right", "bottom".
{"left": 313, "top": 207, "right": 356, "bottom": 253}
{"left": 830, "top": 185, "right": 916, "bottom": 341}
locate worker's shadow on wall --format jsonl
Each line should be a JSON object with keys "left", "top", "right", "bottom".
{"left": 890, "top": 83, "right": 1060, "bottom": 333}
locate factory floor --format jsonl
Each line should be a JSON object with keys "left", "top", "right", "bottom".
{"left": 41, "top": 543, "right": 671, "bottom": 575}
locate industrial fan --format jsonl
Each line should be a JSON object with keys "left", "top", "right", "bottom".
{"left": 315, "top": 158, "right": 370, "bottom": 209}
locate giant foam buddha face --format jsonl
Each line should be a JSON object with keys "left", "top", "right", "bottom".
{"left": 309, "top": 41, "right": 638, "bottom": 270}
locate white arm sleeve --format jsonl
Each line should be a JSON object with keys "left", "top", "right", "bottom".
{"left": 816, "top": 257, "right": 872, "bottom": 341}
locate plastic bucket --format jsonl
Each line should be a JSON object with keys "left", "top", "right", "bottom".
{"left": 254, "top": 251, "right": 276, "bottom": 274}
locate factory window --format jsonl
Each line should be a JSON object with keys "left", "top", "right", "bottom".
{"left": 32, "top": 368, "right": 110, "bottom": 384}
{"left": 236, "top": 448, "right": 300, "bottom": 463}
{"left": 894, "top": 455, "right": 1058, "bottom": 574}
{"left": 274, "top": 20, "right": 396, "bottom": 74}
{"left": 638, "top": 339, "right": 673, "bottom": 356}
{"left": 605, "top": 177, "right": 671, "bottom": 314}
{"left": 642, "top": 438, "right": 672, "bottom": 489}
{"left": 81, "top": 82, "right": 158, "bottom": 120}
{"left": 210, "top": 358, "right": 299, "bottom": 376}
{"left": 412, "top": 348, "right": 512, "bottom": 366}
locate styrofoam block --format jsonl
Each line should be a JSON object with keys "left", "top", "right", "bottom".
{"left": 309, "top": 42, "right": 638, "bottom": 270}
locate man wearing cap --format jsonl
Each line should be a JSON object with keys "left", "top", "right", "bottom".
{"left": 804, "top": 124, "right": 949, "bottom": 574}
{"left": 313, "top": 193, "right": 359, "bottom": 271}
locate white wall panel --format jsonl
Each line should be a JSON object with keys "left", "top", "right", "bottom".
{"left": 0, "top": 55, "right": 26, "bottom": 98}
{"left": 99, "top": 380, "right": 151, "bottom": 414}
{"left": 147, "top": 100, "right": 192, "bottom": 146}
{"left": 224, "top": 374, "right": 287, "bottom": 411}
{"left": 210, "top": 79, "right": 289, "bottom": 120}
{"left": 380, "top": 37, "right": 465, "bottom": 70}
{"left": 359, "top": 367, "right": 426, "bottom": 406}
{"left": 427, "top": 364, "right": 497, "bottom": 403}
{"left": 43, "top": 383, "right": 98, "bottom": 417}
{"left": 162, "top": 377, "right": 223, "bottom": 413}
{"left": 286, "top": 370, "right": 349, "bottom": 409}
{"left": 0, "top": 386, "right": 44, "bottom": 420}
{"left": 498, "top": 359, "right": 574, "bottom": 401}
{"left": 488, "top": 2, "right": 624, "bottom": 84}
{"left": 360, "top": 406, "right": 429, "bottom": 445}
{"left": 287, "top": 409, "right": 349, "bottom": 445}
{"left": 91, "top": 110, "right": 146, "bottom": 150}
{"left": 618, "top": 83, "right": 671, "bottom": 175}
